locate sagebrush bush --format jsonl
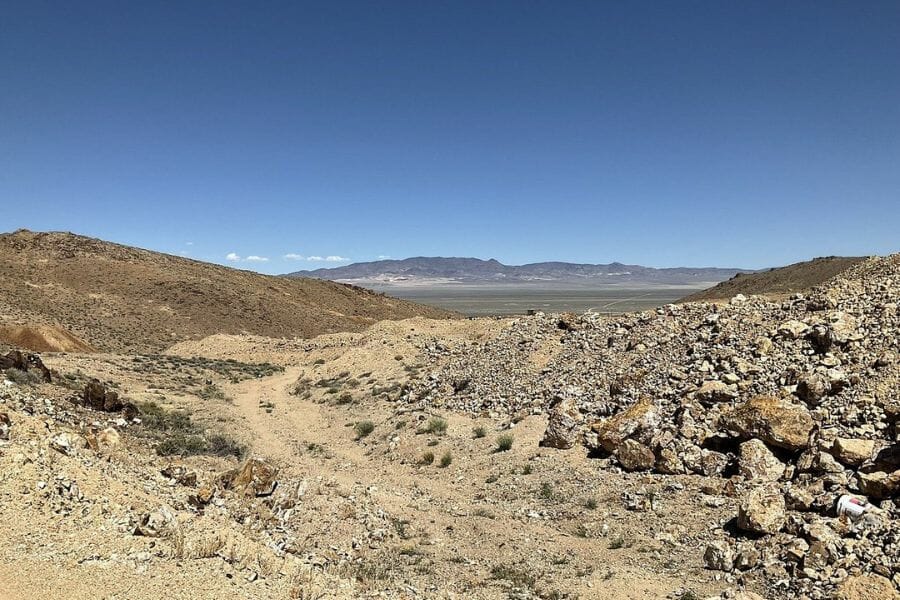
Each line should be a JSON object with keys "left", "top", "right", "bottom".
{"left": 496, "top": 434, "right": 514, "bottom": 452}
{"left": 354, "top": 420, "right": 375, "bottom": 439}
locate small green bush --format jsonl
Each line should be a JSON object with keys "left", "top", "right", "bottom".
{"left": 495, "top": 434, "right": 514, "bottom": 452}
{"left": 439, "top": 451, "right": 452, "bottom": 468}
{"left": 584, "top": 497, "right": 598, "bottom": 510}
{"left": 472, "top": 426, "right": 487, "bottom": 438}
{"left": 354, "top": 420, "right": 375, "bottom": 439}
{"left": 425, "top": 417, "right": 448, "bottom": 435}
{"left": 421, "top": 451, "right": 435, "bottom": 465}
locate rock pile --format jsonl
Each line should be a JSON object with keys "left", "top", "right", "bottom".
{"left": 406, "top": 255, "right": 900, "bottom": 597}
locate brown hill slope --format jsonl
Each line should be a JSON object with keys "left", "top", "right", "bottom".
{"left": 679, "top": 256, "right": 865, "bottom": 302}
{"left": 0, "top": 324, "right": 97, "bottom": 353}
{"left": 0, "top": 230, "right": 456, "bottom": 352}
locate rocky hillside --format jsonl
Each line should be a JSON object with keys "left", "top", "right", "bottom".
{"left": 681, "top": 257, "right": 865, "bottom": 303}
{"left": 407, "top": 254, "right": 900, "bottom": 598}
{"left": 291, "top": 256, "right": 750, "bottom": 286}
{"left": 0, "top": 230, "right": 456, "bottom": 352}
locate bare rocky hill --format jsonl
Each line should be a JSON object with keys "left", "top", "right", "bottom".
{"left": 407, "top": 254, "right": 900, "bottom": 598}
{"left": 0, "top": 230, "right": 456, "bottom": 352}
{"left": 681, "top": 257, "right": 865, "bottom": 303}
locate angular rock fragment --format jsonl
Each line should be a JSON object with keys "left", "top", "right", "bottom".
{"left": 616, "top": 439, "right": 655, "bottom": 471}
{"left": 220, "top": 457, "right": 278, "bottom": 497}
{"left": 721, "top": 395, "right": 814, "bottom": 451}
{"left": 831, "top": 438, "right": 875, "bottom": 467}
{"left": 539, "top": 396, "right": 581, "bottom": 449}
{"left": 590, "top": 397, "right": 658, "bottom": 453}
{"left": 737, "top": 485, "right": 786, "bottom": 535}
{"left": 738, "top": 439, "right": 785, "bottom": 482}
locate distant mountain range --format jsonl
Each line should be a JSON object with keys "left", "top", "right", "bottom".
{"left": 286, "top": 257, "right": 753, "bottom": 287}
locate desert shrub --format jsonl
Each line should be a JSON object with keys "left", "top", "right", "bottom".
{"left": 206, "top": 434, "right": 246, "bottom": 459}
{"left": 521, "top": 463, "right": 533, "bottom": 475}
{"left": 472, "top": 426, "right": 486, "bottom": 438}
{"left": 156, "top": 433, "right": 207, "bottom": 456}
{"left": 421, "top": 451, "right": 435, "bottom": 465}
{"left": 4, "top": 368, "right": 42, "bottom": 385}
{"left": 539, "top": 481, "right": 555, "bottom": 500}
{"left": 425, "top": 417, "right": 448, "bottom": 435}
{"left": 584, "top": 497, "right": 598, "bottom": 510}
{"left": 495, "top": 434, "right": 514, "bottom": 452}
{"left": 336, "top": 392, "right": 354, "bottom": 405}
{"left": 439, "top": 451, "right": 452, "bottom": 468}
{"left": 354, "top": 420, "right": 375, "bottom": 439}
{"left": 197, "top": 383, "right": 227, "bottom": 401}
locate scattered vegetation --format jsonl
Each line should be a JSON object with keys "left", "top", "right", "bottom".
{"left": 197, "top": 382, "right": 229, "bottom": 402}
{"left": 495, "top": 433, "right": 514, "bottom": 452}
{"left": 421, "top": 451, "right": 435, "bottom": 465}
{"left": 137, "top": 401, "right": 246, "bottom": 458}
{"left": 583, "top": 497, "right": 598, "bottom": 510}
{"left": 472, "top": 425, "right": 487, "bottom": 438}
{"left": 130, "top": 354, "right": 283, "bottom": 386}
{"left": 439, "top": 451, "right": 453, "bottom": 468}
{"left": 490, "top": 564, "right": 537, "bottom": 589}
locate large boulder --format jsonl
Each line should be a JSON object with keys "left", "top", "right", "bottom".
{"left": 828, "top": 311, "right": 862, "bottom": 344}
{"left": 721, "top": 395, "right": 815, "bottom": 451}
{"left": 220, "top": 457, "right": 278, "bottom": 497}
{"left": 738, "top": 439, "right": 785, "bottom": 482}
{"left": 703, "top": 540, "right": 734, "bottom": 571}
{"left": 737, "top": 485, "right": 786, "bottom": 535}
{"left": 857, "top": 470, "right": 900, "bottom": 499}
{"left": 616, "top": 439, "right": 655, "bottom": 471}
{"left": 539, "top": 396, "right": 582, "bottom": 450}
{"left": 82, "top": 379, "right": 125, "bottom": 412}
{"left": 831, "top": 438, "right": 876, "bottom": 467}
{"left": 777, "top": 320, "right": 809, "bottom": 339}
{"left": 694, "top": 380, "right": 738, "bottom": 404}
{"left": 590, "top": 398, "right": 659, "bottom": 453}
{"left": 835, "top": 574, "right": 899, "bottom": 600}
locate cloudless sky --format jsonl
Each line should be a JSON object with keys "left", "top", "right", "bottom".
{"left": 2, "top": 1, "right": 898, "bottom": 273}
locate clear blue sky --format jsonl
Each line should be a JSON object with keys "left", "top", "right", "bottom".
{"left": 2, "top": 1, "right": 898, "bottom": 273}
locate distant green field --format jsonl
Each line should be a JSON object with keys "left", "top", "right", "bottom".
{"left": 369, "top": 285, "right": 707, "bottom": 316}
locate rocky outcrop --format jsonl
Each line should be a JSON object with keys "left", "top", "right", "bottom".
{"left": 220, "top": 457, "right": 278, "bottom": 497}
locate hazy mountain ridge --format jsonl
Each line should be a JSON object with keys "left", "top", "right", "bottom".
{"left": 287, "top": 256, "right": 752, "bottom": 286}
